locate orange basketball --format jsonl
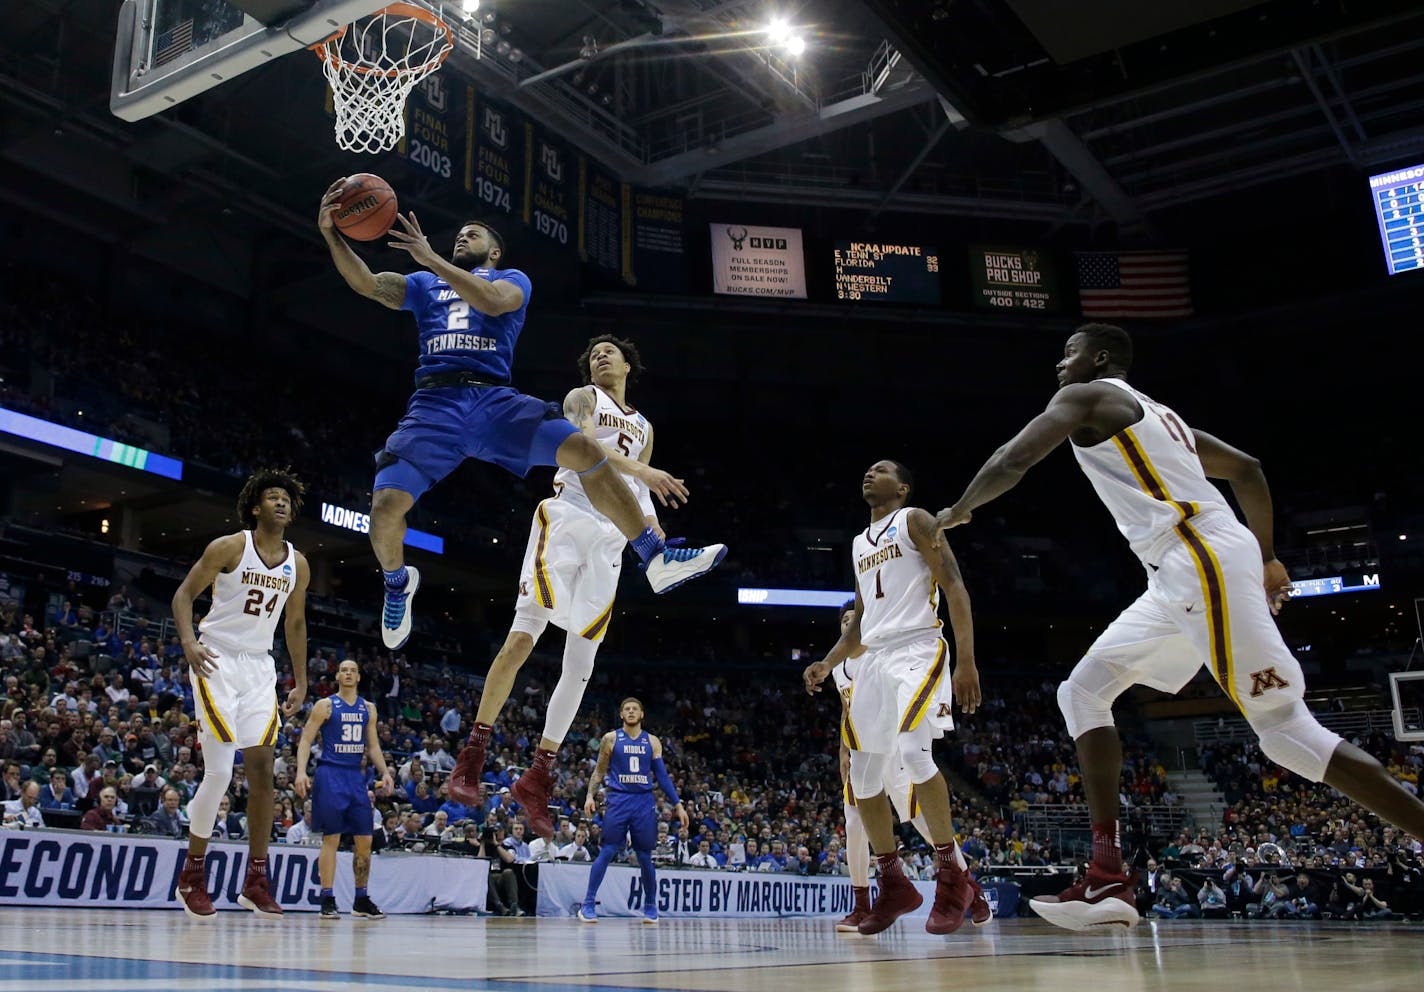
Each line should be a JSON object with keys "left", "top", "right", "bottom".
{"left": 333, "top": 173, "right": 398, "bottom": 241}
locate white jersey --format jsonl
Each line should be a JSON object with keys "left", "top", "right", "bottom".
{"left": 1070, "top": 378, "right": 1230, "bottom": 561}
{"left": 198, "top": 530, "right": 296, "bottom": 654}
{"left": 832, "top": 654, "right": 865, "bottom": 750}
{"left": 552, "top": 385, "right": 653, "bottom": 514}
{"left": 851, "top": 507, "right": 941, "bottom": 649}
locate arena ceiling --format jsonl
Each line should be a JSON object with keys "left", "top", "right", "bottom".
{"left": 2, "top": 0, "right": 1423, "bottom": 254}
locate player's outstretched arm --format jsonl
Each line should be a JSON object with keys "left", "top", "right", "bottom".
{"left": 908, "top": 509, "right": 980, "bottom": 714}
{"left": 935, "top": 383, "right": 1100, "bottom": 535}
{"left": 365, "top": 701, "right": 394, "bottom": 795}
{"left": 318, "top": 179, "right": 406, "bottom": 309}
{"left": 386, "top": 212, "right": 524, "bottom": 315}
{"left": 281, "top": 553, "right": 310, "bottom": 717}
{"left": 649, "top": 734, "right": 689, "bottom": 830}
{"left": 294, "top": 697, "right": 331, "bottom": 799}
{"left": 1193, "top": 429, "right": 1290, "bottom": 613}
{"left": 171, "top": 534, "right": 245, "bottom": 678}
{"left": 804, "top": 594, "right": 864, "bottom": 695}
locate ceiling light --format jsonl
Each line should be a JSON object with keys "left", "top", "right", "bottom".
{"left": 787, "top": 35, "right": 806, "bottom": 56}
{"left": 461, "top": 0, "right": 479, "bottom": 14}
{"left": 767, "top": 18, "right": 792, "bottom": 45}
{"left": 496, "top": 39, "right": 510, "bottom": 55}
{"left": 481, "top": 27, "right": 496, "bottom": 45}
{"left": 508, "top": 47, "right": 523, "bottom": 62}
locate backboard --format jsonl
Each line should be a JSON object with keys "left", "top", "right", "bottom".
{"left": 110, "top": 0, "right": 390, "bottom": 122}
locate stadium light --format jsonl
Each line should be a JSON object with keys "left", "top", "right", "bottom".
{"left": 462, "top": 0, "right": 479, "bottom": 14}
{"left": 786, "top": 36, "right": 806, "bottom": 56}
{"left": 767, "top": 18, "right": 792, "bottom": 45}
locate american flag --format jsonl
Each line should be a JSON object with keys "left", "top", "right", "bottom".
{"left": 1076, "top": 251, "right": 1193, "bottom": 319}
{"left": 153, "top": 18, "right": 195, "bottom": 68}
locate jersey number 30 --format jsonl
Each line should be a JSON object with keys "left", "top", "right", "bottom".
{"left": 242, "top": 589, "right": 280, "bottom": 619}
{"left": 341, "top": 723, "right": 362, "bottom": 742}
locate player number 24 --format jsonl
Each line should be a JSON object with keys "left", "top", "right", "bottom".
{"left": 242, "top": 589, "right": 280, "bottom": 618}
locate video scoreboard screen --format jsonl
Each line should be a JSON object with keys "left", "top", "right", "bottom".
{"left": 1289, "top": 572, "right": 1381, "bottom": 599}
{"left": 1369, "top": 163, "right": 1424, "bottom": 274}
{"left": 832, "top": 242, "right": 940, "bottom": 304}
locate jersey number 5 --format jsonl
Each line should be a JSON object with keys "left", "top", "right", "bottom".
{"left": 616, "top": 432, "right": 633, "bottom": 457}
{"left": 242, "top": 589, "right": 279, "bottom": 619}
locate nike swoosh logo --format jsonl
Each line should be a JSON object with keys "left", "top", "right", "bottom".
{"left": 1083, "top": 884, "right": 1118, "bottom": 900}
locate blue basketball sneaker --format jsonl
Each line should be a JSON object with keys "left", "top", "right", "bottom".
{"left": 644, "top": 543, "right": 727, "bottom": 594}
{"left": 577, "top": 903, "right": 598, "bottom": 924}
{"left": 642, "top": 904, "right": 659, "bottom": 926}
{"left": 381, "top": 566, "right": 420, "bottom": 650}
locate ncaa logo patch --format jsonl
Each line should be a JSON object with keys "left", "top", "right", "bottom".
{"left": 885, "top": 526, "right": 898, "bottom": 540}
{"left": 282, "top": 564, "right": 293, "bottom": 577}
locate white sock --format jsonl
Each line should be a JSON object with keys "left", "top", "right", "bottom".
{"left": 187, "top": 739, "right": 237, "bottom": 838}
{"left": 542, "top": 633, "right": 599, "bottom": 744}
{"left": 845, "top": 801, "right": 870, "bottom": 888}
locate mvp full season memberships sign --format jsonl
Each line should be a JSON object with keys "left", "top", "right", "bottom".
{"left": 709, "top": 223, "right": 808, "bottom": 299}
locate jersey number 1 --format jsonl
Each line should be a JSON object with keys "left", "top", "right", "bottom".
{"left": 242, "top": 589, "right": 279, "bottom": 618}
{"left": 874, "top": 571, "right": 885, "bottom": 599}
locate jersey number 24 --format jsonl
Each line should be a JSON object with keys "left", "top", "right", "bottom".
{"left": 242, "top": 589, "right": 280, "bottom": 618}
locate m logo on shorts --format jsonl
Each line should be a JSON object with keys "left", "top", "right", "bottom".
{"left": 935, "top": 703, "right": 952, "bottom": 718}
{"left": 1249, "top": 667, "right": 1291, "bottom": 697}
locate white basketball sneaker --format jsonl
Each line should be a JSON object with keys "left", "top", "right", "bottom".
{"left": 381, "top": 566, "right": 420, "bottom": 650}
{"left": 644, "top": 544, "right": 727, "bottom": 594}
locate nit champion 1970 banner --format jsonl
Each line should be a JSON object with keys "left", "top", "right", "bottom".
{"left": 0, "top": 830, "right": 486, "bottom": 913}
{"left": 524, "top": 123, "right": 574, "bottom": 249}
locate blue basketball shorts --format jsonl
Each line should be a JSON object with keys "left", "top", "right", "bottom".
{"left": 602, "top": 793, "right": 659, "bottom": 853}
{"left": 311, "top": 764, "right": 372, "bottom": 837}
{"left": 374, "top": 385, "right": 581, "bottom": 499}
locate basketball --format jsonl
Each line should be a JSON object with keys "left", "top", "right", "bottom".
{"left": 332, "top": 173, "right": 397, "bottom": 241}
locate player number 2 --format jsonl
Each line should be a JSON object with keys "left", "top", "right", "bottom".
{"left": 874, "top": 571, "right": 885, "bottom": 599}
{"left": 447, "top": 301, "right": 470, "bottom": 330}
{"left": 629, "top": 756, "right": 640, "bottom": 773}
{"left": 242, "top": 589, "right": 279, "bottom": 618}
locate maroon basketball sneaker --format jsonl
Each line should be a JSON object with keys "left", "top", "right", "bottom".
{"left": 857, "top": 872, "right": 924, "bottom": 935}
{"left": 509, "top": 768, "right": 555, "bottom": 840}
{"left": 237, "top": 862, "right": 284, "bottom": 919}
{"left": 448, "top": 738, "right": 488, "bottom": 806}
{"left": 174, "top": 861, "right": 215, "bottom": 921}
{"left": 969, "top": 876, "right": 992, "bottom": 926}
{"left": 926, "top": 864, "right": 977, "bottom": 935}
{"left": 1030, "top": 867, "right": 1139, "bottom": 931}
{"left": 836, "top": 888, "right": 872, "bottom": 933}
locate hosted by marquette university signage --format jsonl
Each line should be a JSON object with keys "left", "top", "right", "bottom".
{"left": 536, "top": 864, "right": 1019, "bottom": 919}
{"left": 320, "top": 502, "right": 445, "bottom": 554}
{"left": 0, "top": 830, "right": 486, "bottom": 912}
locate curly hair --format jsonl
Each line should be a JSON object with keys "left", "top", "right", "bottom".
{"left": 577, "top": 333, "right": 644, "bottom": 387}
{"left": 235, "top": 467, "right": 305, "bottom": 529}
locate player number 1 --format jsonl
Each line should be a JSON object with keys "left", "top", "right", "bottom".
{"left": 874, "top": 571, "right": 885, "bottom": 599}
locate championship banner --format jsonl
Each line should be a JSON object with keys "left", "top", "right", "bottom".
{"left": 464, "top": 91, "right": 522, "bottom": 220}
{"left": 401, "top": 73, "right": 464, "bottom": 183}
{"left": 709, "top": 223, "right": 807, "bottom": 299}
{"left": 578, "top": 156, "right": 625, "bottom": 277}
{"left": 969, "top": 245, "right": 1060, "bottom": 312}
{"left": 628, "top": 189, "right": 687, "bottom": 291}
{"left": 523, "top": 124, "right": 573, "bottom": 249}
{"left": 0, "top": 830, "right": 487, "bottom": 913}
{"left": 536, "top": 863, "right": 1019, "bottom": 920}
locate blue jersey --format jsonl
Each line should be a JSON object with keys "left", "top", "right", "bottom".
{"left": 607, "top": 728, "right": 654, "bottom": 796}
{"left": 319, "top": 694, "right": 369, "bottom": 769}
{"left": 403, "top": 267, "right": 533, "bottom": 384}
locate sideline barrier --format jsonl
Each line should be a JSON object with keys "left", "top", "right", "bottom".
{"left": 0, "top": 829, "right": 487, "bottom": 913}
{"left": 536, "top": 863, "right": 1020, "bottom": 920}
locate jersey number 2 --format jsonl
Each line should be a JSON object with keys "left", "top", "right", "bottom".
{"left": 447, "top": 301, "right": 470, "bottom": 330}
{"left": 242, "top": 589, "right": 279, "bottom": 618}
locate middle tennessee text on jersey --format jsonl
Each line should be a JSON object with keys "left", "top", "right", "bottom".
{"left": 607, "top": 728, "right": 654, "bottom": 793}
{"left": 403, "top": 267, "right": 533, "bottom": 385}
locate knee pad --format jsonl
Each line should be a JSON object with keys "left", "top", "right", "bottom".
{"left": 1057, "top": 659, "right": 1121, "bottom": 739}
{"left": 849, "top": 750, "right": 891, "bottom": 801}
{"left": 509, "top": 613, "right": 549, "bottom": 641}
{"left": 896, "top": 734, "right": 939, "bottom": 783}
{"left": 1251, "top": 700, "right": 1343, "bottom": 782}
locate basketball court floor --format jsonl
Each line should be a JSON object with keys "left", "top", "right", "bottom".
{"left": 0, "top": 911, "right": 1416, "bottom": 992}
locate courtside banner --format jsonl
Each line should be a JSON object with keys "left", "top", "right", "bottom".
{"left": 536, "top": 863, "right": 1019, "bottom": 919}
{"left": 0, "top": 830, "right": 487, "bottom": 913}
{"left": 709, "top": 223, "right": 808, "bottom": 299}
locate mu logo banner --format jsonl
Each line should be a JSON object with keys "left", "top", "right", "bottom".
{"left": 1249, "top": 667, "right": 1291, "bottom": 697}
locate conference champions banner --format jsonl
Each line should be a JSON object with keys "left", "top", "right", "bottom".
{"left": 709, "top": 223, "right": 807, "bottom": 298}
{"left": 536, "top": 864, "right": 1019, "bottom": 920}
{"left": 0, "top": 830, "right": 487, "bottom": 913}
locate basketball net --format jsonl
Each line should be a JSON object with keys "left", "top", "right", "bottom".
{"left": 313, "top": 2, "right": 454, "bottom": 154}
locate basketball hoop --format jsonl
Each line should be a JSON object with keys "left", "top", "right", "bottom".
{"left": 312, "top": 2, "right": 454, "bottom": 154}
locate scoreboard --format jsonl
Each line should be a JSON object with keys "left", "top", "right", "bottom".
{"left": 1369, "top": 163, "right": 1424, "bottom": 274}
{"left": 832, "top": 242, "right": 940, "bottom": 304}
